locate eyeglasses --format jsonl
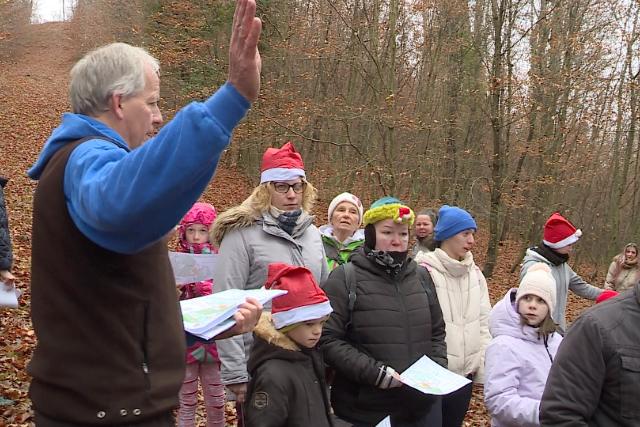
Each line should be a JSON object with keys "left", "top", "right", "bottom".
{"left": 272, "top": 182, "right": 306, "bottom": 194}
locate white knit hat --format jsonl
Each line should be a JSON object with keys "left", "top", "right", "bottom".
{"left": 516, "top": 263, "right": 557, "bottom": 314}
{"left": 327, "top": 192, "right": 364, "bottom": 226}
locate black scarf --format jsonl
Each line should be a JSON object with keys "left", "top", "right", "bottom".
{"left": 532, "top": 243, "right": 568, "bottom": 266}
{"left": 364, "top": 246, "right": 407, "bottom": 277}
{"left": 276, "top": 209, "right": 302, "bottom": 235}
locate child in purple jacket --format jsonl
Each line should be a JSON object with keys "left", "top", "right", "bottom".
{"left": 484, "top": 263, "right": 563, "bottom": 427}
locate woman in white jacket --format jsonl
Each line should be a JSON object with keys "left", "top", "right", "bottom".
{"left": 415, "top": 205, "right": 491, "bottom": 427}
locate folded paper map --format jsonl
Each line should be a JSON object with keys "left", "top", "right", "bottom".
{"left": 180, "top": 288, "right": 287, "bottom": 339}
{"left": 169, "top": 252, "right": 217, "bottom": 285}
{"left": 400, "top": 355, "right": 471, "bottom": 395}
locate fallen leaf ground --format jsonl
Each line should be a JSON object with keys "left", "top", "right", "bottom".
{"left": 0, "top": 19, "right": 597, "bottom": 427}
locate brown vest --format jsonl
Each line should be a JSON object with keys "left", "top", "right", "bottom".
{"left": 28, "top": 138, "right": 185, "bottom": 424}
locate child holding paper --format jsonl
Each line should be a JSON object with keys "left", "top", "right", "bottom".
{"left": 245, "top": 263, "right": 333, "bottom": 427}
{"left": 176, "top": 202, "right": 224, "bottom": 427}
{"left": 484, "top": 263, "right": 562, "bottom": 427}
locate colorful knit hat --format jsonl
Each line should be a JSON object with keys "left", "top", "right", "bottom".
{"left": 362, "top": 196, "right": 415, "bottom": 227}
{"left": 516, "top": 262, "right": 557, "bottom": 314}
{"left": 260, "top": 142, "right": 306, "bottom": 184}
{"left": 265, "top": 263, "right": 333, "bottom": 330}
{"left": 433, "top": 205, "right": 477, "bottom": 242}
{"left": 543, "top": 212, "right": 582, "bottom": 249}
{"left": 328, "top": 192, "right": 364, "bottom": 225}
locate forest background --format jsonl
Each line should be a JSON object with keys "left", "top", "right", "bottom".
{"left": 1, "top": 0, "right": 639, "bottom": 425}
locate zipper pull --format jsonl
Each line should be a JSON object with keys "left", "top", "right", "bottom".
{"left": 142, "top": 362, "right": 149, "bottom": 374}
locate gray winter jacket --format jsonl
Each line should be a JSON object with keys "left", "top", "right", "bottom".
{"left": 0, "top": 177, "right": 12, "bottom": 272}
{"left": 521, "top": 248, "right": 601, "bottom": 333}
{"left": 212, "top": 209, "right": 328, "bottom": 384}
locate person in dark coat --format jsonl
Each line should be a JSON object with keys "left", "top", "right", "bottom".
{"left": 320, "top": 196, "right": 447, "bottom": 427}
{"left": 245, "top": 263, "right": 334, "bottom": 427}
{"left": 540, "top": 281, "right": 640, "bottom": 426}
{"left": 0, "top": 176, "right": 15, "bottom": 286}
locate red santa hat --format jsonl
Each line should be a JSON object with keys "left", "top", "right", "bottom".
{"left": 265, "top": 263, "right": 333, "bottom": 330}
{"left": 543, "top": 212, "right": 582, "bottom": 249}
{"left": 260, "top": 142, "right": 306, "bottom": 184}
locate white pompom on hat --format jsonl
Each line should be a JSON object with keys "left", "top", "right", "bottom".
{"left": 516, "top": 262, "right": 557, "bottom": 314}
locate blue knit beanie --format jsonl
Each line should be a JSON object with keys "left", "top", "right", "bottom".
{"left": 434, "top": 205, "right": 477, "bottom": 242}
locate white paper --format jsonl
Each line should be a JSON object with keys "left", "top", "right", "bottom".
{"left": 400, "top": 355, "right": 472, "bottom": 395}
{"left": 180, "top": 288, "right": 288, "bottom": 339}
{"left": 169, "top": 252, "right": 218, "bottom": 284}
{"left": 375, "top": 416, "right": 392, "bottom": 427}
{"left": 0, "top": 282, "right": 20, "bottom": 308}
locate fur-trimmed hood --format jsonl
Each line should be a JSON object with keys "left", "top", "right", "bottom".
{"left": 248, "top": 313, "right": 320, "bottom": 376}
{"left": 210, "top": 204, "right": 261, "bottom": 246}
{"left": 211, "top": 205, "right": 315, "bottom": 247}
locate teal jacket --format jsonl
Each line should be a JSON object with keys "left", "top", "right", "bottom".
{"left": 319, "top": 225, "right": 365, "bottom": 271}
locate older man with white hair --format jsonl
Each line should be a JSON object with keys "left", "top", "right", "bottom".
{"left": 26, "top": 1, "right": 263, "bottom": 425}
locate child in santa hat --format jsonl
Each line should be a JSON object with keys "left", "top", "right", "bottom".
{"left": 485, "top": 263, "right": 563, "bottom": 426}
{"left": 245, "top": 263, "right": 333, "bottom": 427}
{"left": 520, "top": 212, "right": 603, "bottom": 334}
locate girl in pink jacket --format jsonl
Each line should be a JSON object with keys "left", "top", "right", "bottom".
{"left": 484, "top": 263, "right": 563, "bottom": 427}
{"left": 176, "top": 202, "right": 224, "bottom": 427}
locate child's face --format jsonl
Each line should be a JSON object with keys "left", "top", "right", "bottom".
{"left": 285, "top": 316, "right": 329, "bottom": 348}
{"left": 518, "top": 294, "right": 549, "bottom": 327}
{"left": 185, "top": 224, "right": 210, "bottom": 244}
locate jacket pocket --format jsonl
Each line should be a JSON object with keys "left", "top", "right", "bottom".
{"left": 620, "top": 355, "right": 640, "bottom": 418}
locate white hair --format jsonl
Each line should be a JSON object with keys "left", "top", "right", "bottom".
{"left": 69, "top": 42, "right": 160, "bottom": 116}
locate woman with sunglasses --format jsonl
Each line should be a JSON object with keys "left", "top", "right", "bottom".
{"left": 210, "top": 142, "right": 328, "bottom": 423}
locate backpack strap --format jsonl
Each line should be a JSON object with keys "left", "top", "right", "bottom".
{"left": 343, "top": 262, "right": 357, "bottom": 330}
{"left": 416, "top": 265, "right": 438, "bottom": 306}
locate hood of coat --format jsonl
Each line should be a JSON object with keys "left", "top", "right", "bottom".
{"left": 319, "top": 224, "right": 365, "bottom": 247}
{"left": 523, "top": 248, "right": 553, "bottom": 266}
{"left": 417, "top": 248, "right": 475, "bottom": 278}
{"left": 209, "top": 204, "right": 260, "bottom": 246}
{"left": 28, "top": 113, "right": 127, "bottom": 180}
{"left": 211, "top": 206, "right": 315, "bottom": 246}
{"left": 490, "top": 289, "right": 543, "bottom": 343}
{"left": 248, "top": 313, "right": 312, "bottom": 374}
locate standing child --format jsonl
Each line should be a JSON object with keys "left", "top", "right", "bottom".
{"left": 245, "top": 263, "right": 333, "bottom": 427}
{"left": 177, "top": 202, "right": 224, "bottom": 427}
{"left": 484, "top": 263, "right": 562, "bottom": 427}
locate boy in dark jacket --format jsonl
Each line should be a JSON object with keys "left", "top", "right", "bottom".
{"left": 245, "top": 263, "right": 334, "bottom": 427}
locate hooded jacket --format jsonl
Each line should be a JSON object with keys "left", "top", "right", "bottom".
{"left": 0, "top": 177, "right": 12, "bottom": 272}
{"left": 245, "top": 314, "right": 333, "bottom": 427}
{"left": 540, "top": 283, "right": 640, "bottom": 426}
{"left": 521, "top": 248, "right": 602, "bottom": 333}
{"left": 27, "top": 82, "right": 248, "bottom": 254}
{"left": 320, "top": 249, "right": 445, "bottom": 425}
{"left": 212, "top": 206, "right": 328, "bottom": 385}
{"left": 319, "top": 225, "right": 364, "bottom": 270}
{"left": 415, "top": 248, "right": 491, "bottom": 382}
{"left": 484, "top": 289, "right": 562, "bottom": 427}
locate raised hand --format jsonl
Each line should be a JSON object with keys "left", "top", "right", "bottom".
{"left": 228, "top": 0, "right": 262, "bottom": 102}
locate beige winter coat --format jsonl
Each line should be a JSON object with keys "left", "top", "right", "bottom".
{"left": 415, "top": 248, "right": 491, "bottom": 383}
{"left": 604, "top": 255, "right": 640, "bottom": 292}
